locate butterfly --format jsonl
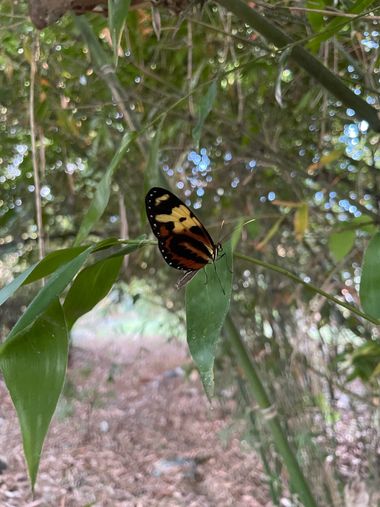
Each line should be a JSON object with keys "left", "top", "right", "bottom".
{"left": 145, "top": 187, "right": 222, "bottom": 288}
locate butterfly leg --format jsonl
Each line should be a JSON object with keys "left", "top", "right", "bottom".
{"left": 216, "top": 250, "right": 233, "bottom": 274}
{"left": 213, "top": 261, "right": 226, "bottom": 295}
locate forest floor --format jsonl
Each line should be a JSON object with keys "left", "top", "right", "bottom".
{"left": 0, "top": 328, "right": 272, "bottom": 507}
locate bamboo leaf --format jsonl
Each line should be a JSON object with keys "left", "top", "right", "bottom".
{"left": 0, "top": 299, "right": 68, "bottom": 488}
{"left": 294, "top": 203, "right": 309, "bottom": 241}
{"left": 0, "top": 247, "right": 87, "bottom": 306}
{"left": 306, "top": 0, "right": 326, "bottom": 32}
{"left": 192, "top": 80, "right": 217, "bottom": 149}
{"left": 75, "top": 16, "right": 111, "bottom": 71}
{"left": 328, "top": 230, "right": 355, "bottom": 261}
{"left": 256, "top": 216, "right": 285, "bottom": 251}
{"left": 186, "top": 241, "right": 232, "bottom": 399}
{"left": 108, "top": 0, "right": 131, "bottom": 65}
{"left": 74, "top": 132, "right": 134, "bottom": 246}
{"left": 0, "top": 263, "right": 38, "bottom": 306}
{"left": 63, "top": 256, "right": 123, "bottom": 330}
{"left": 360, "top": 232, "right": 380, "bottom": 319}
{"left": 308, "top": 0, "right": 377, "bottom": 52}
{"left": 350, "top": 342, "right": 380, "bottom": 381}
{"left": 352, "top": 215, "right": 377, "bottom": 235}
{"left": 63, "top": 239, "right": 147, "bottom": 328}
{"left": 144, "top": 115, "right": 167, "bottom": 193}
{"left": 307, "top": 149, "right": 344, "bottom": 173}
{"left": 0, "top": 240, "right": 121, "bottom": 307}
{"left": 7, "top": 248, "right": 93, "bottom": 338}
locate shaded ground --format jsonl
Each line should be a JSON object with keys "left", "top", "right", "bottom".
{"left": 0, "top": 334, "right": 271, "bottom": 506}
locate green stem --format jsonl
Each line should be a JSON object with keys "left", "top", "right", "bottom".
{"left": 234, "top": 252, "right": 379, "bottom": 325}
{"left": 225, "top": 314, "right": 318, "bottom": 507}
{"left": 215, "top": 0, "right": 380, "bottom": 132}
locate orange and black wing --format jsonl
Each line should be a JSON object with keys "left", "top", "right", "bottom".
{"left": 145, "top": 187, "right": 217, "bottom": 272}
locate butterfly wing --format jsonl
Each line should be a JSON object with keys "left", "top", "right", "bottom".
{"left": 145, "top": 187, "right": 216, "bottom": 271}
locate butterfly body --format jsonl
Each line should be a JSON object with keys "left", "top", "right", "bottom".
{"left": 145, "top": 187, "right": 221, "bottom": 275}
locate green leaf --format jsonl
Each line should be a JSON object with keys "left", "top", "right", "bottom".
{"left": 360, "top": 232, "right": 380, "bottom": 319}
{"left": 230, "top": 218, "right": 257, "bottom": 251}
{"left": 63, "top": 239, "right": 146, "bottom": 328}
{"left": 0, "top": 208, "right": 16, "bottom": 230}
{"left": 328, "top": 229, "right": 355, "bottom": 261}
{"left": 230, "top": 218, "right": 246, "bottom": 252}
{"left": 63, "top": 256, "right": 123, "bottom": 329}
{"left": 0, "top": 299, "right": 68, "bottom": 487}
{"left": 307, "top": 148, "right": 345, "bottom": 173}
{"left": 308, "top": 0, "right": 377, "bottom": 52}
{"left": 75, "top": 16, "right": 111, "bottom": 71}
{"left": 24, "top": 247, "right": 89, "bottom": 284}
{"left": 306, "top": 0, "right": 326, "bottom": 32}
{"left": 294, "top": 89, "right": 314, "bottom": 114}
{"left": 144, "top": 115, "right": 167, "bottom": 193}
{"left": 186, "top": 241, "right": 233, "bottom": 399}
{"left": 349, "top": 342, "right": 380, "bottom": 381}
{"left": 294, "top": 203, "right": 309, "bottom": 241}
{"left": 0, "top": 262, "right": 38, "bottom": 306}
{"left": 8, "top": 247, "right": 93, "bottom": 338}
{"left": 247, "top": 220, "right": 261, "bottom": 239}
{"left": 0, "top": 247, "right": 90, "bottom": 307}
{"left": 352, "top": 215, "right": 377, "bottom": 235}
{"left": 108, "top": 0, "right": 131, "bottom": 66}
{"left": 74, "top": 132, "right": 134, "bottom": 246}
{"left": 192, "top": 80, "right": 217, "bottom": 149}
{"left": 0, "top": 239, "right": 130, "bottom": 309}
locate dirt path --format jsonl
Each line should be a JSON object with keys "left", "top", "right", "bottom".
{"left": 0, "top": 334, "right": 272, "bottom": 506}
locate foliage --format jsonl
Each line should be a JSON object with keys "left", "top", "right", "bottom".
{"left": 0, "top": 0, "right": 380, "bottom": 503}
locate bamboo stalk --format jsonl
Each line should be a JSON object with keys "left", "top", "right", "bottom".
{"left": 29, "top": 33, "right": 45, "bottom": 263}
{"left": 234, "top": 252, "right": 380, "bottom": 325}
{"left": 224, "top": 314, "right": 319, "bottom": 507}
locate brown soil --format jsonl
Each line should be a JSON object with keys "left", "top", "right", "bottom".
{"left": 0, "top": 337, "right": 272, "bottom": 507}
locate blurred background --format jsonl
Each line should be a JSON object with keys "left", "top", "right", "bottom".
{"left": 0, "top": 1, "right": 379, "bottom": 505}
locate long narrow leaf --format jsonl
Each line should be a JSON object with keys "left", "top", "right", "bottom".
{"left": 63, "top": 239, "right": 147, "bottom": 328}
{"left": 0, "top": 299, "right": 68, "bottom": 488}
{"left": 144, "top": 115, "right": 167, "bottom": 193}
{"left": 108, "top": 0, "right": 131, "bottom": 65}
{"left": 192, "top": 80, "right": 217, "bottom": 149}
{"left": 0, "top": 241, "right": 122, "bottom": 307}
{"left": 308, "top": 0, "right": 377, "bottom": 52}
{"left": 23, "top": 247, "right": 88, "bottom": 284}
{"left": 360, "top": 232, "right": 380, "bottom": 319}
{"left": 306, "top": 0, "right": 326, "bottom": 33}
{"left": 7, "top": 247, "right": 93, "bottom": 338}
{"left": 75, "top": 16, "right": 111, "bottom": 71}
{"left": 0, "top": 248, "right": 88, "bottom": 307}
{"left": 0, "top": 262, "right": 38, "bottom": 306}
{"left": 186, "top": 241, "right": 233, "bottom": 398}
{"left": 328, "top": 230, "right": 355, "bottom": 261}
{"left": 63, "top": 256, "right": 123, "bottom": 329}
{"left": 74, "top": 132, "right": 134, "bottom": 245}
{"left": 294, "top": 203, "right": 309, "bottom": 241}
